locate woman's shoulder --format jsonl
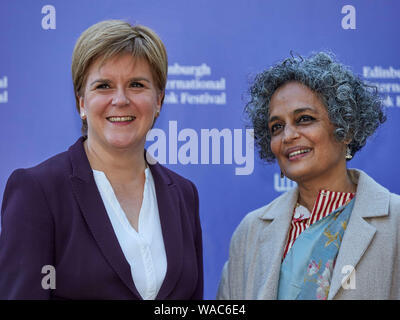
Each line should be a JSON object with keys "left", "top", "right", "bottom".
{"left": 7, "top": 137, "right": 88, "bottom": 187}
{"left": 352, "top": 169, "right": 400, "bottom": 214}
{"left": 1, "top": 150, "right": 72, "bottom": 221}
{"left": 389, "top": 192, "right": 400, "bottom": 214}
{"left": 5, "top": 148, "right": 72, "bottom": 194}
{"left": 16, "top": 150, "right": 70, "bottom": 178}
{"left": 232, "top": 190, "right": 295, "bottom": 240}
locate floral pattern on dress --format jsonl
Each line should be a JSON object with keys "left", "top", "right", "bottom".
{"left": 323, "top": 229, "right": 340, "bottom": 248}
{"left": 316, "top": 260, "right": 334, "bottom": 300}
{"left": 298, "top": 203, "right": 352, "bottom": 300}
{"left": 307, "top": 260, "right": 321, "bottom": 276}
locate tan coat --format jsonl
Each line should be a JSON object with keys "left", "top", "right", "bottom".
{"left": 217, "top": 169, "right": 400, "bottom": 299}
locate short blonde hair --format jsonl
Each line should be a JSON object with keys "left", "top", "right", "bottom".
{"left": 71, "top": 20, "right": 168, "bottom": 135}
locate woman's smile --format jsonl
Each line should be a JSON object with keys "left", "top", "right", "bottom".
{"left": 79, "top": 53, "right": 162, "bottom": 150}
{"left": 106, "top": 115, "right": 136, "bottom": 126}
{"left": 285, "top": 147, "right": 313, "bottom": 161}
{"left": 268, "top": 81, "right": 347, "bottom": 184}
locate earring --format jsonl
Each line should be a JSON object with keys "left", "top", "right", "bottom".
{"left": 345, "top": 146, "right": 353, "bottom": 160}
{"left": 80, "top": 110, "right": 86, "bottom": 120}
{"left": 155, "top": 110, "right": 160, "bottom": 118}
{"left": 280, "top": 170, "right": 284, "bottom": 179}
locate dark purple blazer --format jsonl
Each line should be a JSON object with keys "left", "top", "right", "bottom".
{"left": 0, "top": 137, "right": 203, "bottom": 299}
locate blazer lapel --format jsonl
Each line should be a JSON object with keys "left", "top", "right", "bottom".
{"left": 256, "top": 188, "right": 298, "bottom": 299}
{"left": 328, "top": 169, "right": 390, "bottom": 299}
{"left": 68, "top": 137, "right": 141, "bottom": 298}
{"left": 149, "top": 162, "right": 183, "bottom": 300}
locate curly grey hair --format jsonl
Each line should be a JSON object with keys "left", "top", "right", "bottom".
{"left": 245, "top": 51, "right": 386, "bottom": 163}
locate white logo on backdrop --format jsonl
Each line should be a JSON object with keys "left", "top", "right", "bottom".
{"left": 274, "top": 173, "right": 297, "bottom": 192}
{"left": 165, "top": 63, "right": 226, "bottom": 105}
{"left": 341, "top": 5, "right": 356, "bottom": 30}
{"left": 363, "top": 66, "right": 400, "bottom": 107}
{"left": 41, "top": 5, "right": 56, "bottom": 30}
{"left": 146, "top": 121, "right": 254, "bottom": 175}
{"left": 0, "top": 76, "right": 8, "bottom": 104}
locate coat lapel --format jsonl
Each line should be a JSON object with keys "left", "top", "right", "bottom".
{"left": 328, "top": 169, "right": 390, "bottom": 299}
{"left": 68, "top": 137, "right": 141, "bottom": 298}
{"left": 149, "top": 161, "right": 184, "bottom": 300}
{"left": 256, "top": 188, "right": 298, "bottom": 299}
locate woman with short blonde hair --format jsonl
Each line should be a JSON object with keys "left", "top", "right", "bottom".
{"left": 0, "top": 20, "right": 203, "bottom": 300}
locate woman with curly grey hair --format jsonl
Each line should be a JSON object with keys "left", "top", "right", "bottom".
{"left": 217, "top": 51, "right": 400, "bottom": 300}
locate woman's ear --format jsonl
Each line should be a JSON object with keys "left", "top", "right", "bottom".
{"left": 343, "top": 138, "right": 352, "bottom": 145}
{"left": 79, "top": 96, "right": 86, "bottom": 119}
{"left": 158, "top": 90, "right": 164, "bottom": 108}
{"left": 342, "top": 130, "right": 354, "bottom": 145}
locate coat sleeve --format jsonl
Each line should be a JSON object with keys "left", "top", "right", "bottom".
{"left": 216, "top": 212, "right": 252, "bottom": 300}
{"left": 0, "top": 169, "right": 55, "bottom": 299}
{"left": 189, "top": 181, "right": 204, "bottom": 300}
{"left": 216, "top": 261, "right": 230, "bottom": 299}
{"left": 216, "top": 226, "right": 242, "bottom": 300}
{"left": 216, "top": 224, "right": 240, "bottom": 300}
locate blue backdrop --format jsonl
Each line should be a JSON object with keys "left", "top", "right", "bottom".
{"left": 1, "top": 0, "right": 400, "bottom": 299}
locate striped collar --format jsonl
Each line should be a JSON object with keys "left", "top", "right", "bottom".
{"left": 282, "top": 189, "right": 355, "bottom": 260}
{"left": 293, "top": 189, "right": 355, "bottom": 225}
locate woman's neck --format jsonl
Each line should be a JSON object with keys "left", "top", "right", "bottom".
{"left": 297, "top": 170, "right": 356, "bottom": 212}
{"left": 84, "top": 138, "right": 146, "bottom": 184}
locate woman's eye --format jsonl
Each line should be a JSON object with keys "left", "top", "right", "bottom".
{"left": 270, "top": 123, "right": 283, "bottom": 134}
{"left": 96, "top": 83, "right": 110, "bottom": 89}
{"left": 130, "top": 82, "right": 144, "bottom": 88}
{"left": 298, "top": 115, "right": 315, "bottom": 123}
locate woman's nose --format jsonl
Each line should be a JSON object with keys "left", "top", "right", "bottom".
{"left": 111, "top": 90, "right": 130, "bottom": 106}
{"left": 283, "top": 124, "right": 300, "bottom": 143}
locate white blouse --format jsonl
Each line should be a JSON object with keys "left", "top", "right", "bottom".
{"left": 92, "top": 168, "right": 167, "bottom": 300}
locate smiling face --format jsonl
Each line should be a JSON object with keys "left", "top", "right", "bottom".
{"left": 268, "top": 81, "right": 348, "bottom": 185}
{"left": 79, "top": 53, "right": 162, "bottom": 152}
